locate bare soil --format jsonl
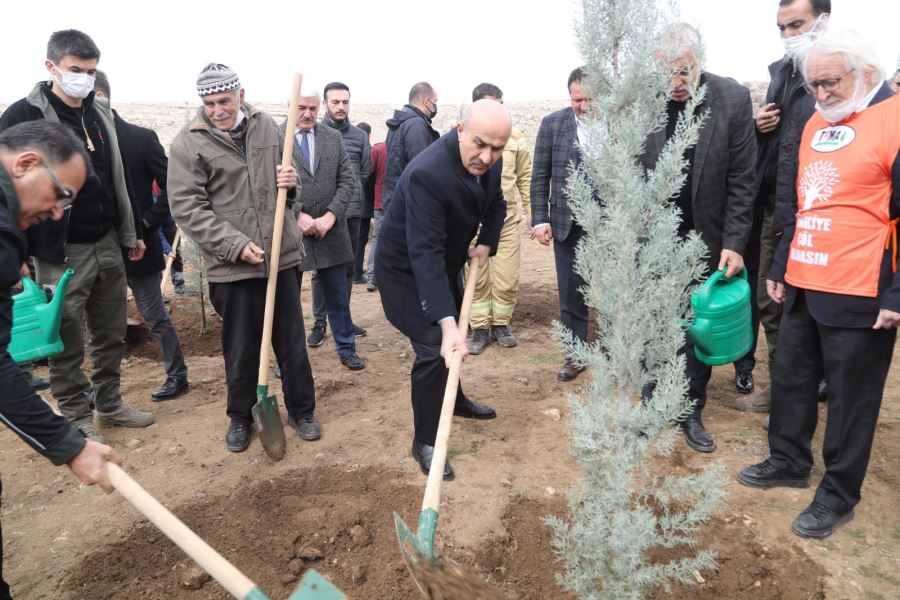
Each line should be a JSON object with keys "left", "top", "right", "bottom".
{"left": 2, "top": 218, "right": 899, "bottom": 599}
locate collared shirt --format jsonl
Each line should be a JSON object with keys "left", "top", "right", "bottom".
{"left": 295, "top": 126, "right": 316, "bottom": 169}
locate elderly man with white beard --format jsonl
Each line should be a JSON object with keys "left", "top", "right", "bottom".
{"left": 738, "top": 28, "right": 900, "bottom": 540}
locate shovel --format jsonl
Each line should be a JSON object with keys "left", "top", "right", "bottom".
{"left": 107, "top": 463, "right": 345, "bottom": 599}
{"left": 160, "top": 227, "right": 182, "bottom": 295}
{"left": 394, "top": 258, "right": 500, "bottom": 598}
{"left": 252, "top": 73, "right": 303, "bottom": 461}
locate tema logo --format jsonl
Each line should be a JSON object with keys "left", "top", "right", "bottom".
{"left": 811, "top": 125, "right": 856, "bottom": 153}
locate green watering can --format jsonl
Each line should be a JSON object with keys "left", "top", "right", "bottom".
{"left": 9, "top": 269, "right": 73, "bottom": 364}
{"left": 684, "top": 268, "right": 752, "bottom": 366}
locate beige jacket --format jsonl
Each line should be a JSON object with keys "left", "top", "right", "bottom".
{"left": 501, "top": 127, "right": 533, "bottom": 222}
{"left": 167, "top": 104, "right": 302, "bottom": 283}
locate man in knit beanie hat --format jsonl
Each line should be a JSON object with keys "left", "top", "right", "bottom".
{"left": 168, "top": 63, "right": 321, "bottom": 452}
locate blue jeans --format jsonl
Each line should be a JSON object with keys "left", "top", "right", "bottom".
{"left": 303, "top": 266, "right": 356, "bottom": 357}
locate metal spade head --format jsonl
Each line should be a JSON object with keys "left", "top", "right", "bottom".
{"left": 252, "top": 387, "right": 286, "bottom": 461}
{"left": 394, "top": 510, "right": 501, "bottom": 599}
{"left": 287, "top": 570, "right": 347, "bottom": 600}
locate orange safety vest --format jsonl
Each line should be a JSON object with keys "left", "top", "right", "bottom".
{"left": 786, "top": 95, "right": 900, "bottom": 297}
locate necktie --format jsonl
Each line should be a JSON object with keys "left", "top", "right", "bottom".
{"left": 299, "top": 130, "right": 311, "bottom": 166}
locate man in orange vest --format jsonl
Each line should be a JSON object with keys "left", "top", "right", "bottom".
{"left": 738, "top": 28, "right": 900, "bottom": 539}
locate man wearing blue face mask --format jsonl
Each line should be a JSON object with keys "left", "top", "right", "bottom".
{"left": 737, "top": 0, "right": 830, "bottom": 419}
{"left": 0, "top": 29, "right": 155, "bottom": 442}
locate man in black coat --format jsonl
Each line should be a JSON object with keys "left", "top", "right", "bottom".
{"left": 0, "top": 121, "right": 121, "bottom": 600}
{"left": 375, "top": 100, "right": 508, "bottom": 480}
{"left": 640, "top": 24, "right": 757, "bottom": 454}
{"left": 94, "top": 73, "right": 189, "bottom": 401}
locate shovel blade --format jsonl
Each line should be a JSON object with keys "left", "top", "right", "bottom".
{"left": 252, "top": 390, "right": 286, "bottom": 461}
{"left": 286, "top": 569, "right": 346, "bottom": 600}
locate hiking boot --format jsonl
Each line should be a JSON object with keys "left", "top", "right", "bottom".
{"left": 307, "top": 323, "right": 327, "bottom": 347}
{"left": 792, "top": 501, "right": 854, "bottom": 539}
{"left": 353, "top": 324, "right": 367, "bottom": 338}
{"left": 73, "top": 419, "right": 105, "bottom": 443}
{"left": 737, "top": 459, "right": 810, "bottom": 489}
{"left": 490, "top": 325, "right": 518, "bottom": 348}
{"left": 734, "top": 387, "right": 770, "bottom": 412}
{"left": 225, "top": 421, "right": 252, "bottom": 452}
{"left": 95, "top": 404, "right": 155, "bottom": 428}
{"left": 468, "top": 328, "right": 490, "bottom": 355}
{"left": 288, "top": 414, "right": 322, "bottom": 441}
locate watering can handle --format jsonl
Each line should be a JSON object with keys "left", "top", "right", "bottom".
{"left": 695, "top": 267, "right": 747, "bottom": 306}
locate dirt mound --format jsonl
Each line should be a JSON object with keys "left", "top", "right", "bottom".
{"left": 126, "top": 295, "right": 222, "bottom": 361}
{"left": 63, "top": 466, "right": 426, "bottom": 599}
{"left": 476, "top": 496, "right": 827, "bottom": 600}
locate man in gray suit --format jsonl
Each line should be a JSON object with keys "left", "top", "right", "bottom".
{"left": 641, "top": 24, "right": 756, "bottom": 453}
{"left": 284, "top": 87, "right": 365, "bottom": 370}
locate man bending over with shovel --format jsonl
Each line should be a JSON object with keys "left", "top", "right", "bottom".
{"left": 375, "top": 99, "right": 509, "bottom": 480}
{"left": 0, "top": 121, "right": 122, "bottom": 599}
{"left": 168, "top": 64, "right": 319, "bottom": 453}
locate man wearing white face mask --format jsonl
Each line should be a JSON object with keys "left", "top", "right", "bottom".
{"left": 739, "top": 27, "right": 900, "bottom": 539}
{"left": 738, "top": 0, "right": 830, "bottom": 417}
{"left": 0, "top": 29, "right": 154, "bottom": 442}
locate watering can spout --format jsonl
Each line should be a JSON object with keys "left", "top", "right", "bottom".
{"left": 9, "top": 269, "right": 74, "bottom": 364}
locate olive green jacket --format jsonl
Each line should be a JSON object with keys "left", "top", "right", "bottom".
{"left": 167, "top": 104, "right": 302, "bottom": 283}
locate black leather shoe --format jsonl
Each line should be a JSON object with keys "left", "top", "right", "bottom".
{"left": 288, "top": 414, "right": 322, "bottom": 441}
{"left": 735, "top": 371, "right": 754, "bottom": 394}
{"left": 340, "top": 353, "right": 366, "bottom": 370}
{"left": 353, "top": 324, "right": 367, "bottom": 338}
{"left": 225, "top": 421, "right": 252, "bottom": 452}
{"left": 557, "top": 360, "right": 585, "bottom": 382}
{"left": 792, "top": 501, "right": 854, "bottom": 539}
{"left": 151, "top": 377, "right": 189, "bottom": 401}
{"left": 30, "top": 374, "right": 50, "bottom": 390}
{"left": 737, "top": 459, "right": 810, "bottom": 489}
{"left": 681, "top": 415, "right": 716, "bottom": 453}
{"left": 307, "top": 324, "right": 327, "bottom": 347}
{"left": 453, "top": 396, "right": 496, "bottom": 420}
{"left": 411, "top": 441, "right": 454, "bottom": 481}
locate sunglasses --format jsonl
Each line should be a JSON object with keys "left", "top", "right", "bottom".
{"left": 43, "top": 164, "right": 74, "bottom": 210}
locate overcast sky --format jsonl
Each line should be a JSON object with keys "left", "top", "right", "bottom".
{"left": 2, "top": 0, "right": 898, "bottom": 105}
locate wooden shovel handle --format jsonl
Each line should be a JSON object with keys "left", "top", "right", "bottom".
{"left": 160, "top": 228, "right": 182, "bottom": 295}
{"left": 107, "top": 463, "right": 258, "bottom": 599}
{"left": 258, "top": 73, "right": 303, "bottom": 387}
{"left": 421, "top": 257, "right": 480, "bottom": 512}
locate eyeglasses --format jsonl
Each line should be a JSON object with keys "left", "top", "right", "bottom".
{"left": 43, "top": 164, "right": 74, "bottom": 209}
{"left": 803, "top": 69, "right": 854, "bottom": 95}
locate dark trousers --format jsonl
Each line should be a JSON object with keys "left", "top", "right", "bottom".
{"left": 409, "top": 338, "right": 466, "bottom": 446}
{"left": 733, "top": 267, "right": 761, "bottom": 375}
{"left": 312, "top": 217, "right": 361, "bottom": 328}
{"left": 127, "top": 272, "right": 188, "bottom": 381}
{"left": 208, "top": 268, "right": 315, "bottom": 424}
{"left": 553, "top": 222, "right": 589, "bottom": 345}
{"left": 769, "top": 291, "right": 895, "bottom": 512}
{"left": 353, "top": 218, "right": 371, "bottom": 281}
{"left": 303, "top": 267, "right": 356, "bottom": 357}
{"left": 0, "top": 479, "right": 10, "bottom": 600}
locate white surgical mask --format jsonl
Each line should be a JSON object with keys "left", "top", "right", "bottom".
{"left": 815, "top": 77, "right": 867, "bottom": 124}
{"left": 783, "top": 14, "right": 827, "bottom": 63}
{"left": 51, "top": 64, "right": 96, "bottom": 99}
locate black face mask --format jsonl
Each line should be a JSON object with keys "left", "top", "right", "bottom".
{"left": 426, "top": 99, "right": 438, "bottom": 118}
